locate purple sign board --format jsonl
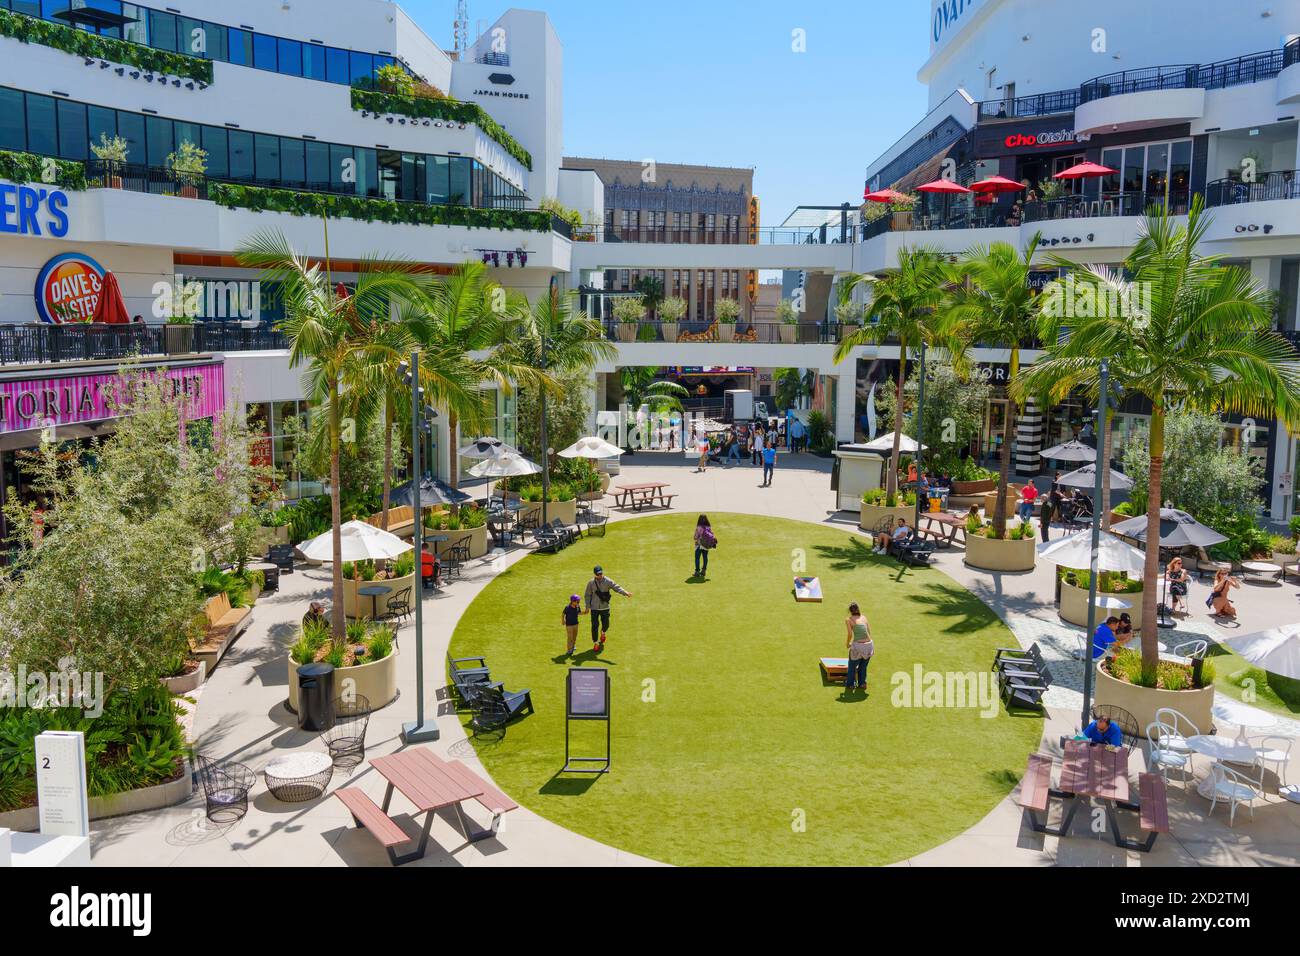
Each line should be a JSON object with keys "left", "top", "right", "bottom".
{"left": 0, "top": 363, "right": 225, "bottom": 434}
{"left": 567, "top": 668, "right": 609, "bottom": 719}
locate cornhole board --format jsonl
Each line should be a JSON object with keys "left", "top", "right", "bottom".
{"left": 794, "top": 577, "right": 823, "bottom": 603}
{"left": 820, "top": 658, "right": 848, "bottom": 683}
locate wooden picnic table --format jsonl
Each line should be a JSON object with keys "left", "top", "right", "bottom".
{"left": 917, "top": 511, "right": 968, "bottom": 548}
{"left": 336, "top": 748, "right": 518, "bottom": 865}
{"left": 612, "top": 482, "right": 676, "bottom": 512}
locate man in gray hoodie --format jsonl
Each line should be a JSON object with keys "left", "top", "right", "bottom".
{"left": 583, "top": 565, "right": 632, "bottom": 654}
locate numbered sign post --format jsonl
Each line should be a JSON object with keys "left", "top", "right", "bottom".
{"left": 35, "top": 731, "right": 89, "bottom": 838}
{"left": 563, "top": 668, "right": 611, "bottom": 775}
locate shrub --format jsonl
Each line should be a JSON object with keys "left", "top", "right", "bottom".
{"left": 1270, "top": 534, "right": 1296, "bottom": 556}
{"left": 1059, "top": 568, "right": 1144, "bottom": 594}
{"left": 390, "top": 552, "right": 416, "bottom": 578}
{"left": 612, "top": 296, "right": 647, "bottom": 324}
{"left": 375, "top": 63, "right": 415, "bottom": 96}
{"left": 715, "top": 298, "right": 741, "bottom": 324}
{"left": 1200, "top": 507, "right": 1272, "bottom": 562}
{"left": 1112, "top": 501, "right": 1134, "bottom": 517}
{"left": 346, "top": 618, "right": 369, "bottom": 646}
{"left": 365, "top": 627, "right": 395, "bottom": 663}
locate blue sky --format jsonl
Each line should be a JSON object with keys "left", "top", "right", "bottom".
{"left": 403, "top": 0, "right": 932, "bottom": 223}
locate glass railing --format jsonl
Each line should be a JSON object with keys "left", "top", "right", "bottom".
{"left": 0, "top": 321, "right": 288, "bottom": 366}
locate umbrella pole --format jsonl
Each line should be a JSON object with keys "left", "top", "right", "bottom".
{"left": 404, "top": 350, "right": 438, "bottom": 744}
{"left": 1081, "top": 361, "right": 1108, "bottom": 729}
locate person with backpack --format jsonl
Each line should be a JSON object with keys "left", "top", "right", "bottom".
{"left": 694, "top": 514, "right": 717, "bottom": 578}
{"left": 583, "top": 565, "right": 633, "bottom": 654}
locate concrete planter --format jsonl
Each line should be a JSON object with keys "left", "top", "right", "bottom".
{"left": 1270, "top": 551, "right": 1296, "bottom": 568}
{"left": 718, "top": 323, "right": 736, "bottom": 342}
{"left": 516, "top": 500, "right": 577, "bottom": 529}
{"left": 616, "top": 323, "right": 638, "bottom": 342}
{"left": 343, "top": 571, "right": 416, "bottom": 620}
{"left": 163, "top": 324, "right": 194, "bottom": 355}
{"left": 858, "top": 503, "right": 916, "bottom": 534}
{"left": 160, "top": 661, "right": 207, "bottom": 695}
{"left": 982, "top": 487, "right": 1024, "bottom": 517}
{"left": 432, "top": 523, "right": 491, "bottom": 559}
{"left": 660, "top": 322, "right": 679, "bottom": 342}
{"left": 0, "top": 759, "right": 193, "bottom": 833}
{"left": 778, "top": 324, "right": 796, "bottom": 344}
{"left": 965, "top": 533, "right": 1037, "bottom": 572}
{"left": 952, "top": 478, "right": 996, "bottom": 496}
{"left": 286, "top": 648, "right": 399, "bottom": 714}
{"left": 1059, "top": 581, "right": 1143, "bottom": 631}
{"left": 1093, "top": 660, "right": 1215, "bottom": 734}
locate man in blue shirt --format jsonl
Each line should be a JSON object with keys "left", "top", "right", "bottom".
{"left": 1083, "top": 715, "right": 1124, "bottom": 747}
{"left": 762, "top": 443, "right": 777, "bottom": 487}
{"left": 1091, "top": 617, "right": 1122, "bottom": 660}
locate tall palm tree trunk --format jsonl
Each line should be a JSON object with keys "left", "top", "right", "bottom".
{"left": 1100, "top": 409, "right": 1114, "bottom": 530}
{"left": 380, "top": 394, "right": 394, "bottom": 532}
{"left": 994, "top": 398, "right": 1018, "bottom": 538}
{"left": 329, "top": 383, "right": 345, "bottom": 644}
{"left": 448, "top": 411, "right": 460, "bottom": 488}
{"left": 886, "top": 356, "right": 907, "bottom": 498}
{"left": 1141, "top": 403, "right": 1165, "bottom": 677}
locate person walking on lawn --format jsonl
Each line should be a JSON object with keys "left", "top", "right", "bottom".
{"left": 584, "top": 565, "right": 633, "bottom": 654}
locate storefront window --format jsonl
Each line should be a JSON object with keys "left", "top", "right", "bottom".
{"left": 0, "top": 88, "right": 24, "bottom": 151}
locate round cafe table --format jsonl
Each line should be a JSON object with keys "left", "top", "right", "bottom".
{"left": 1186, "top": 735, "right": 1259, "bottom": 799}
{"left": 1212, "top": 698, "right": 1279, "bottom": 745}
{"left": 357, "top": 584, "right": 392, "bottom": 622}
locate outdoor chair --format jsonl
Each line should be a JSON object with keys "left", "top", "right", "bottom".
{"left": 196, "top": 754, "right": 257, "bottom": 824}
{"left": 516, "top": 507, "right": 543, "bottom": 543}
{"left": 1145, "top": 722, "right": 1192, "bottom": 789}
{"left": 447, "top": 652, "right": 498, "bottom": 703}
{"left": 268, "top": 544, "right": 295, "bottom": 576}
{"left": 577, "top": 500, "right": 609, "bottom": 538}
{"left": 324, "top": 695, "right": 371, "bottom": 771}
{"left": 385, "top": 587, "right": 412, "bottom": 624}
{"left": 1205, "top": 763, "right": 1261, "bottom": 827}
{"left": 890, "top": 532, "right": 935, "bottom": 567}
{"left": 992, "top": 642, "right": 1042, "bottom": 672}
{"left": 1249, "top": 736, "right": 1294, "bottom": 790}
{"left": 999, "top": 662, "right": 1053, "bottom": 713}
{"left": 550, "top": 518, "right": 579, "bottom": 546}
{"left": 1170, "top": 639, "right": 1208, "bottom": 661}
{"left": 1153, "top": 707, "right": 1200, "bottom": 754}
{"left": 1091, "top": 704, "right": 1142, "bottom": 749}
{"left": 468, "top": 686, "right": 535, "bottom": 740}
{"left": 534, "top": 522, "right": 568, "bottom": 554}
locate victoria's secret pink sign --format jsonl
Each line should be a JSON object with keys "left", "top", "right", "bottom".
{"left": 0, "top": 364, "right": 225, "bottom": 433}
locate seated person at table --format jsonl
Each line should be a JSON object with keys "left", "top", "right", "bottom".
{"left": 420, "top": 543, "right": 441, "bottom": 589}
{"left": 1091, "top": 617, "right": 1131, "bottom": 659}
{"left": 1083, "top": 715, "right": 1124, "bottom": 747}
{"left": 302, "top": 602, "right": 329, "bottom": 631}
{"left": 874, "top": 518, "right": 913, "bottom": 556}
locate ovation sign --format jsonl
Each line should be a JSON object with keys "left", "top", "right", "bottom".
{"left": 933, "top": 0, "right": 980, "bottom": 44}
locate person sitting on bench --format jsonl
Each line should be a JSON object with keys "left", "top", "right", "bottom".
{"left": 1082, "top": 714, "right": 1123, "bottom": 747}
{"left": 874, "top": 518, "right": 913, "bottom": 557}
{"left": 420, "top": 542, "right": 442, "bottom": 590}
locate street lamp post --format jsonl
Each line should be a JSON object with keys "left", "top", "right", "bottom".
{"left": 540, "top": 330, "right": 550, "bottom": 526}
{"left": 914, "top": 341, "right": 928, "bottom": 529}
{"left": 401, "top": 350, "right": 439, "bottom": 745}
{"left": 1080, "top": 359, "right": 1109, "bottom": 729}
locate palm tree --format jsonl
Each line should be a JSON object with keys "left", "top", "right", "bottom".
{"left": 946, "top": 235, "right": 1044, "bottom": 538}
{"left": 633, "top": 275, "right": 665, "bottom": 320}
{"left": 1019, "top": 197, "right": 1300, "bottom": 677}
{"left": 774, "top": 367, "right": 810, "bottom": 411}
{"left": 236, "top": 228, "right": 435, "bottom": 643}
{"left": 621, "top": 367, "right": 689, "bottom": 416}
{"left": 834, "top": 248, "right": 953, "bottom": 498}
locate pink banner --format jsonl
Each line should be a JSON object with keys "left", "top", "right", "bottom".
{"left": 0, "top": 364, "right": 225, "bottom": 434}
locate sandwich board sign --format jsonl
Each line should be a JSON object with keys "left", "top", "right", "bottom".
{"left": 563, "top": 668, "right": 610, "bottom": 774}
{"left": 35, "top": 730, "right": 89, "bottom": 838}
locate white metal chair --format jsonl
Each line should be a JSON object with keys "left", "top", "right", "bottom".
{"left": 1205, "top": 763, "right": 1261, "bottom": 827}
{"left": 1145, "top": 721, "right": 1192, "bottom": 790}
{"left": 1250, "top": 735, "right": 1294, "bottom": 791}
{"left": 1153, "top": 707, "right": 1199, "bottom": 753}
{"left": 1171, "top": 640, "right": 1208, "bottom": 661}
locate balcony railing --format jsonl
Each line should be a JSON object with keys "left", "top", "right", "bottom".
{"left": 1023, "top": 189, "right": 1191, "bottom": 222}
{"left": 0, "top": 322, "right": 288, "bottom": 367}
{"left": 1286, "top": 37, "right": 1300, "bottom": 70}
{"left": 1206, "top": 171, "right": 1300, "bottom": 207}
{"left": 1080, "top": 49, "right": 1285, "bottom": 102}
{"left": 575, "top": 225, "right": 859, "bottom": 245}
{"left": 601, "top": 320, "right": 844, "bottom": 345}
{"left": 976, "top": 89, "right": 1080, "bottom": 120}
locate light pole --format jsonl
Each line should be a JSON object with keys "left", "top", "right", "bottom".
{"left": 1080, "top": 359, "right": 1109, "bottom": 729}
{"left": 539, "top": 329, "right": 550, "bottom": 526}
{"left": 914, "top": 341, "right": 928, "bottom": 529}
{"left": 401, "top": 350, "right": 440, "bottom": 744}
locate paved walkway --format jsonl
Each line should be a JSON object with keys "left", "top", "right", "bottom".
{"left": 90, "top": 452, "right": 1300, "bottom": 866}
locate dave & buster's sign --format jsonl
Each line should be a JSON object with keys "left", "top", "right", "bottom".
{"left": 34, "top": 252, "right": 105, "bottom": 324}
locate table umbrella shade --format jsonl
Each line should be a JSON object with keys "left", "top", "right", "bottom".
{"left": 91, "top": 270, "right": 131, "bottom": 324}
{"left": 969, "top": 176, "right": 1026, "bottom": 194}
{"left": 1094, "top": 595, "right": 1133, "bottom": 611}
{"left": 1037, "top": 529, "right": 1148, "bottom": 575}
{"left": 558, "top": 437, "right": 624, "bottom": 460}
{"left": 864, "top": 188, "right": 912, "bottom": 203}
{"left": 1039, "top": 440, "right": 1097, "bottom": 463}
{"left": 915, "top": 179, "right": 973, "bottom": 194}
{"left": 298, "top": 520, "right": 413, "bottom": 563}
{"left": 1224, "top": 625, "right": 1300, "bottom": 681}
{"left": 467, "top": 454, "right": 541, "bottom": 479}
{"left": 1057, "top": 463, "right": 1134, "bottom": 491}
{"left": 388, "top": 477, "right": 472, "bottom": 509}
{"left": 458, "top": 437, "right": 523, "bottom": 461}
{"left": 862, "top": 431, "right": 926, "bottom": 453}
{"left": 1109, "top": 509, "right": 1228, "bottom": 549}
{"left": 1054, "top": 161, "right": 1117, "bottom": 180}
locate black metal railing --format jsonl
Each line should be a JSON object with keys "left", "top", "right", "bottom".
{"left": 0, "top": 322, "right": 288, "bottom": 367}
{"left": 1080, "top": 49, "right": 1285, "bottom": 102}
{"left": 602, "top": 320, "right": 844, "bottom": 345}
{"left": 1205, "top": 171, "right": 1300, "bottom": 206}
{"left": 976, "top": 89, "right": 1080, "bottom": 120}
{"left": 575, "top": 225, "right": 859, "bottom": 246}
{"left": 1286, "top": 36, "right": 1300, "bottom": 69}
{"left": 1023, "top": 189, "right": 1191, "bottom": 222}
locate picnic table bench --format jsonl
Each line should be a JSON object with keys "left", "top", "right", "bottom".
{"left": 611, "top": 483, "right": 676, "bottom": 512}
{"left": 917, "top": 511, "right": 968, "bottom": 548}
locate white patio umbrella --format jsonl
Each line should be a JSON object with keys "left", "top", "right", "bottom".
{"left": 1036, "top": 529, "right": 1147, "bottom": 575}
{"left": 1039, "top": 439, "right": 1097, "bottom": 463}
{"left": 468, "top": 452, "right": 541, "bottom": 502}
{"left": 558, "top": 437, "right": 624, "bottom": 460}
{"left": 459, "top": 437, "right": 523, "bottom": 461}
{"left": 1224, "top": 625, "right": 1300, "bottom": 681}
{"left": 1057, "top": 462, "right": 1134, "bottom": 491}
{"left": 862, "top": 432, "right": 926, "bottom": 453}
{"left": 1094, "top": 595, "right": 1133, "bottom": 611}
{"left": 297, "top": 520, "right": 413, "bottom": 563}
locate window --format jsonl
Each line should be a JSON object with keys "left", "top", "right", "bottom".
{"left": 146, "top": 115, "right": 172, "bottom": 167}
{"left": 349, "top": 51, "right": 373, "bottom": 85}
{"left": 280, "top": 138, "right": 304, "bottom": 185}
{"left": 252, "top": 33, "right": 277, "bottom": 71}
{"left": 227, "top": 28, "right": 252, "bottom": 66}
{"left": 121, "top": 4, "right": 146, "bottom": 45}
{"left": 87, "top": 105, "right": 116, "bottom": 155}
{"left": 116, "top": 111, "right": 144, "bottom": 164}
{"left": 254, "top": 133, "right": 280, "bottom": 181}
{"left": 426, "top": 154, "right": 449, "bottom": 203}
{"left": 277, "top": 38, "right": 302, "bottom": 76}
{"left": 202, "top": 125, "right": 228, "bottom": 178}
{"left": 0, "top": 88, "right": 24, "bottom": 151}
{"left": 228, "top": 130, "right": 253, "bottom": 180}
{"left": 329, "top": 144, "right": 351, "bottom": 192}
{"left": 25, "top": 94, "right": 56, "bottom": 156}
{"left": 449, "top": 156, "right": 471, "bottom": 204}
{"left": 177, "top": 18, "right": 208, "bottom": 59}
{"left": 304, "top": 141, "right": 329, "bottom": 187}
{"left": 148, "top": 9, "right": 176, "bottom": 52}
{"left": 326, "top": 47, "right": 350, "bottom": 84}
{"left": 303, "top": 43, "right": 327, "bottom": 81}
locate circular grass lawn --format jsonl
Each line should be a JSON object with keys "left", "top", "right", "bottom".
{"left": 451, "top": 513, "right": 1043, "bottom": 866}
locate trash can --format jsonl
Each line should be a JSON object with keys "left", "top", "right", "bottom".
{"left": 297, "top": 663, "right": 335, "bottom": 731}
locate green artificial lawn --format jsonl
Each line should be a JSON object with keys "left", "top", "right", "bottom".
{"left": 1207, "top": 645, "right": 1300, "bottom": 717}
{"left": 450, "top": 513, "right": 1044, "bottom": 866}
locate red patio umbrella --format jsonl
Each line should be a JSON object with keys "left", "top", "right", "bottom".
{"left": 916, "top": 178, "right": 972, "bottom": 226}
{"left": 969, "top": 175, "right": 1026, "bottom": 193}
{"left": 864, "top": 187, "right": 911, "bottom": 203}
{"left": 1054, "top": 161, "right": 1116, "bottom": 180}
{"left": 90, "top": 270, "right": 130, "bottom": 324}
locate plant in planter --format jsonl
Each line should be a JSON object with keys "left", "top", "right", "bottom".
{"left": 612, "top": 295, "right": 647, "bottom": 342}
{"left": 166, "top": 140, "right": 207, "bottom": 198}
{"left": 90, "top": 133, "right": 129, "bottom": 187}
{"left": 659, "top": 295, "right": 687, "bottom": 342}
{"left": 777, "top": 298, "right": 800, "bottom": 343}
{"left": 715, "top": 297, "right": 741, "bottom": 342}
{"left": 375, "top": 63, "right": 415, "bottom": 97}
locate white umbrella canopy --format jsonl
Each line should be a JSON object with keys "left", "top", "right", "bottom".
{"left": 558, "top": 437, "right": 624, "bottom": 460}
{"left": 1040, "top": 440, "right": 1097, "bottom": 463}
{"left": 459, "top": 437, "right": 523, "bottom": 461}
{"left": 863, "top": 432, "right": 926, "bottom": 453}
{"left": 298, "top": 521, "right": 413, "bottom": 563}
{"left": 468, "top": 454, "right": 541, "bottom": 479}
{"left": 1225, "top": 625, "right": 1300, "bottom": 681}
{"left": 1036, "top": 529, "right": 1148, "bottom": 575}
{"left": 1057, "top": 463, "right": 1134, "bottom": 491}
{"left": 1094, "top": 595, "right": 1133, "bottom": 611}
